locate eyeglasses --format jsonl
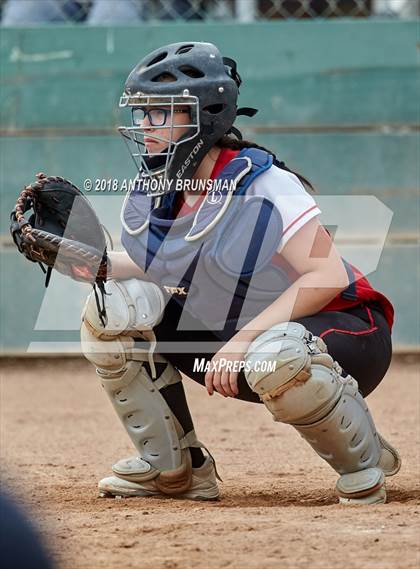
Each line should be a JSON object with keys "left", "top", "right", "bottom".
{"left": 132, "top": 107, "right": 190, "bottom": 127}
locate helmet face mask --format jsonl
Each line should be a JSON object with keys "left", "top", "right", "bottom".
{"left": 119, "top": 93, "right": 200, "bottom": 190}
{"left": 118, "top": 42, "right": 241, "bottom": 195}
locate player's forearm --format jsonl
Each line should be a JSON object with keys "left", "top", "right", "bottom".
{"left": 234, "top": 269, "right": 348, "bottom": 343}
{"left": 108, "top": 251, "right": 150, "bottom": 280}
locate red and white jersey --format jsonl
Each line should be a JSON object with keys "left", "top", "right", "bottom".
{"left": 173, "top": 148, "right": 394, "bottom": 330}
{"left": 246, "top": 163, "right": 321, "bottom": 251}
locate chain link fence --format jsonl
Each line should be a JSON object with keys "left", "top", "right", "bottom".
{"left": 0, "top": 0, "right": 418, "bottom": 25}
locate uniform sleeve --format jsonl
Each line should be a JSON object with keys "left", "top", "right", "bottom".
{"left": 245, "top": 165, "right": 321, "bottom": 253}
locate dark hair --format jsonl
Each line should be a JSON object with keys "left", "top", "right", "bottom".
{"left": 217, "top": 135, "right": 315, "bottom": 193}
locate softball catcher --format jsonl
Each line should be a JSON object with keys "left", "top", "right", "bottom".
{"left": 11, "top": 41, "right": 401, "bottom": 505}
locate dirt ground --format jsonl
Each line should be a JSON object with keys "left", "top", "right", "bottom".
{"left": 1, "top": 356, "right": 419, "bottom": 569}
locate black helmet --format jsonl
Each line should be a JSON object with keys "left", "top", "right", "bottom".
{"left": 119, "top": 41, "right": 255, "bottom": 192}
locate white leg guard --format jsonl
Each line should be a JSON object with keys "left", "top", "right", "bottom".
{"left": 81, "top": 278, "right": 205, "bottom": 495}
{"left": 244, "top": 322, "right": 401, "bottom": 503}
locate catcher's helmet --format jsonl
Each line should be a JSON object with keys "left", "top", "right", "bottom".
{"left": 119, "top": 41, "right": 255, "bottom": 192}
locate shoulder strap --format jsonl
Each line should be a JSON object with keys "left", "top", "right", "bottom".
{"left": 233, "top": 148, "right": 273, "bottom": 195}
{"left": 120, "top": 178, "right": 161, "bottom": 236}
{"left": 185, "top": 148, "right": 273, "bottom": 241}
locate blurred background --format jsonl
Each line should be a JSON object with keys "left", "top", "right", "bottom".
{"left": 1, "top": 0, "right": 419, "bottom": 22}
{"left": 0, "top": 0, "right": 419, "bottom": 353}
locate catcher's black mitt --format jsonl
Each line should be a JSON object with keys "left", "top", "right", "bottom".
{"left": 10, "top": 173, "right": 111, "bottom": 324}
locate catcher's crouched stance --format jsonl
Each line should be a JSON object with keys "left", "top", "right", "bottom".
{"left": 11, "top": 174, "right": 401, "bottom": 504}
{"left": 80, "top": 277, "right": 400, "bottom": 504}
{"left": 80, "top": 278, "right": 221, "bottom": 500}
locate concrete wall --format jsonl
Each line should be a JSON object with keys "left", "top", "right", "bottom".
{"left": 1, "top": 21, "right": 418, "bottom": 353}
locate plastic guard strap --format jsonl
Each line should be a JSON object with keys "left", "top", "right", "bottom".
{"left": 233, "top": 148, "right": 273, "bottom": 196}
{"left": 93, "top": 282, "right": 108, "bottom": 327}
{"left": 45, "top": 266, "right": 52, "bottom": 287}
{"left": 180, "top": 430, "right": 223, "bottom": 482}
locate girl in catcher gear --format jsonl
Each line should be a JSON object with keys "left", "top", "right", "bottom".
{"left": 81, "top": 41, "right": 401, "bottom": 504}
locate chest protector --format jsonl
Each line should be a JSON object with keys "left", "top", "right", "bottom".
{"left": 121, "top": 148, "right": 291, "bottom": 337}
{"left": 121, "top": 148, "right": 394, "bottom": 336}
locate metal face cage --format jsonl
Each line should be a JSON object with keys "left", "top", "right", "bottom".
{"left": 119, "top": 92, "right": 200, "bottom": 190}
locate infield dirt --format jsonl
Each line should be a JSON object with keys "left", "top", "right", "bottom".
{"left": 1, "top": 357, "right": 419, "bottom": 569}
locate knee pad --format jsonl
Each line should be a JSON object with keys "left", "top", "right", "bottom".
{"left": 244, "top": 322, "right": 401, "bottom": 500}
{"left": 81, "top": 278, "right": 166, "bottom": 339}
{"left": 81, "top": 320, "right": 135, "bottom": 374}
{"left": 81, "top": 278, "right": 166, "bottom": 378}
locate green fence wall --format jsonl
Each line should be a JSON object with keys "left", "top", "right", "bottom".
{"left": 1, "top": 21, "right": 419, "bottom": 353}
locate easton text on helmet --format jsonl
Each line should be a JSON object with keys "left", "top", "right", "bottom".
{"left": 176, "top": 139, "right": 204, "bottom": 179}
